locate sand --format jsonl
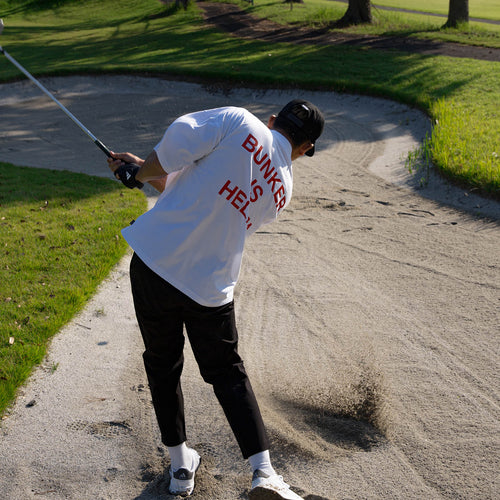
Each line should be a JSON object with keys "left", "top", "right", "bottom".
{"left": 0, "top": 76, "right": 498, "bottom": 500}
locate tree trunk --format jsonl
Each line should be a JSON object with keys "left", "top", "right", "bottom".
{"left": 284, "top": 0, "right": 304, "bottom": 11}
{"left": 336, "top": 0, "right": 372, "bottom": 28}
{"left": 443, "top": 0, "right": 469, "bottom": 28}
{"left": 175, "top": 0, "right": 189, "bottom": 10}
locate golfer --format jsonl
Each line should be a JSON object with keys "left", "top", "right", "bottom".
{"left": 108, "top": 99, "right": 324, "bottom": 499}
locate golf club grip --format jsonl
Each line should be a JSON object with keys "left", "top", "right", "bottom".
{"left": 95, "top": 139, "right": 112, "bottom": 158}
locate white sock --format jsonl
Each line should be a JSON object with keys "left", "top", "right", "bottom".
{"left": 168, "top": 442, "right": 194, "bottom": 472}
{"left": 248, "top": 450, "right": 276, "bottom": 476}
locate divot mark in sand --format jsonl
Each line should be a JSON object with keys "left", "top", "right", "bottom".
{"left": 67, "top": 419, "right": 132, "bottom": 439}
{"left": 304, "top": 495, "right": 334, "bottom": 500}
{"left": 104, "top": 467, "right": 119, "bottom": 482}
{"left": 340, "top": 188, "right": 370, "bottom": 197}
{"left": 293, "top": 196, "right": 355, "bottom": 211}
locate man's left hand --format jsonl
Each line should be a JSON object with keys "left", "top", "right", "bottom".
{"left": 114, "top": 163, "right": 144, "bottom": 189}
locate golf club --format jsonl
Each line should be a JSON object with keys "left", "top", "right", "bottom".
{"left": 0, "top": 18, "right": 112, "bottom": 158}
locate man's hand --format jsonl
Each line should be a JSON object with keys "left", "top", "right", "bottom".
{"left": 114, "top": 163, "right": 144, "bottom": 189}
{"left": 107, "top": 150, "right": 168, "bottom": 193}
{"left": 107, "top": 152, "right": 144, "bottom": 189}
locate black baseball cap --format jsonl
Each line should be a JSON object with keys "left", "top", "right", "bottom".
{"left": 275, "top": 99, "right": 325, "bottom": 156}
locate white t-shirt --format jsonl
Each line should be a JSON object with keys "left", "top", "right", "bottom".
{"left": 122, "top": 106, "right": 293, "bottom": 306}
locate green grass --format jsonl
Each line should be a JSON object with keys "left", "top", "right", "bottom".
{"left": 371, "top": 0, "right": 500, "bottom": 20}
{"left": 0, "top": 0, "right": 499, "bottom": 413}
{"left": 277, "top": 0, "right": 500, "bottom": 23}
{"left": 0, "top": 164, "right": 146, "bottom": 415}
{"left": 241, "top": 0, "right": 500, "bottom": 46}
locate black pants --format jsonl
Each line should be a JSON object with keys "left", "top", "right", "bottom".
{"left": 129, "top": 253, "right": 270, "bottom": 459}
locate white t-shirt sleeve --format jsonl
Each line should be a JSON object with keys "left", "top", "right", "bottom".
{"left": 154, "top": 108, "right": 230, "bottom": 173}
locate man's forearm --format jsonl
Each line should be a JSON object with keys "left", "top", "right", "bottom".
{"left": 136, "top": 150, "right": 168, "bottom": 193}
{"left": 136, "top": 150, "right": 167, "bottom": 183}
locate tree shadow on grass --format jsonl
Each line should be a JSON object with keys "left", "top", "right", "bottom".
{"left": 2, "top": 0, "right": 83, "bottom": 16}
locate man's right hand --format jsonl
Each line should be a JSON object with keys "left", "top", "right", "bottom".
{"left": 107, "top": 151, "right": 144, "bottom": 170}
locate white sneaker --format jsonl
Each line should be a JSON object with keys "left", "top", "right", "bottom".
{"left": 250, "top": 470, "right": 304, "bottom": 500}
{"left": 168, "top": 449, "right": 201, "bottom": 497}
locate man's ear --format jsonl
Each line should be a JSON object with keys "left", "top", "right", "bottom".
{"left": 267, "top": 115, "right": 277, "bottom": 129}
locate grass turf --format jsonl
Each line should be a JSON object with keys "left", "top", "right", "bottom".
{"left": 0, "top": 164, "right": 146, "bottom": 415}
{"left": 370, "top": 0, "right": 499, "bottom": 20}
{"left": 219, "top": 0, "right": 500, "bottom": 46}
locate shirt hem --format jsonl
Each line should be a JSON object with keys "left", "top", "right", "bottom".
{"left": 128, "top": 244, "right": 234, "bottom": 308}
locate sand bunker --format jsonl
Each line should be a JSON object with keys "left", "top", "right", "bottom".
{"left": 0, "top": 76, "right": 498, "bottom": 499}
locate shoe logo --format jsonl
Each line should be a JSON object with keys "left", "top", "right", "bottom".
{"left": 252, "top": 469, "right": 270, "bottom": 480}
{"left": 174, "top": 468, "right": 194, "bottom": 480}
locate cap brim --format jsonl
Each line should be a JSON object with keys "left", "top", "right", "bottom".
{"left": 305, "top": 145, "right": 315, "bottom": 157}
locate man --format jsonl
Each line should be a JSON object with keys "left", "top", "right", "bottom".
{"left": 108, "top": 99, "right": 324, "bottom": 499}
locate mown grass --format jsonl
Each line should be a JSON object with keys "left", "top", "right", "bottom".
{"left": 0, "top": 0, "right": 498, "bottom": 413}
{"left": 0, "top": 164, "right": 146, "bottom": 415}
{"left": 237, "top": 0, "right": 500, "bottom": 47}
{"left": 370, "top": 0, "right": 499, "bottom": 20}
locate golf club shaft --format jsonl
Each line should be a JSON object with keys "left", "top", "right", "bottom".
{"left": 0, "top": 46, "right": 112, "bottom": 158}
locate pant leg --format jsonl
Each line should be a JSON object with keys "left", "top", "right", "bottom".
{"left": 129, "top": 253, "right": 187, "bottom": 447}
{"left": 184, "top": 300, "right": 270, "bottom": 459}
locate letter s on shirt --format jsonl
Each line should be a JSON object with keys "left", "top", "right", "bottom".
{"left": 250, "top": 182, "right": 264, "bottom": 202}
